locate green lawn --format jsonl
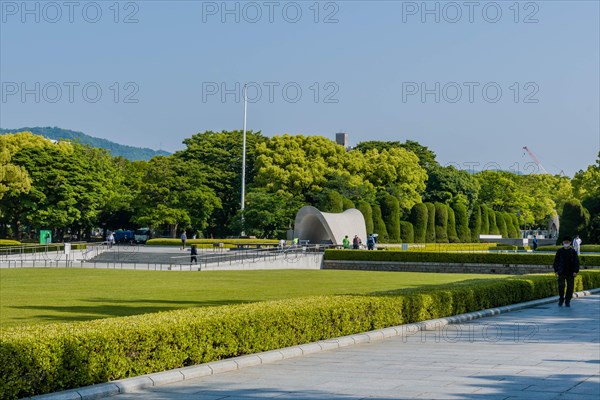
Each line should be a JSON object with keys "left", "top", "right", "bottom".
{"left": 0, "top": 269, "right": 506, "bottom": 327}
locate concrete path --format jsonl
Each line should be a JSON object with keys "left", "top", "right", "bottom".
{"left": 102, "top": 295, "right": 600, "bottom": 400}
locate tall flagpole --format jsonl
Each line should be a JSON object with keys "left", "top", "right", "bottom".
{"left": 241, "top": 84, "right": 247, "bottom": 236}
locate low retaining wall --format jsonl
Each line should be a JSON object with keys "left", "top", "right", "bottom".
{"left": 322, "top": 260, "right": 600, "bottom": 275}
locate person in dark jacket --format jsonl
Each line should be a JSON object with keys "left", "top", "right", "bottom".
{"left": 190, "top": 244, "right": 198, "bottom": 265}
{"left": 553, "top": 237, "right": 580, "bottom": 307}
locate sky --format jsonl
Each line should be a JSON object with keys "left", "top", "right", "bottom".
{"left": 1, "top": 0, "right": 598, "bottom": 177}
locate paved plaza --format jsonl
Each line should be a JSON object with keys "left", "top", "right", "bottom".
{"left": 101, "top": 295, "right": 600, "bottom": 400}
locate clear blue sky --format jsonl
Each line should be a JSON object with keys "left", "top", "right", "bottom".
{"left": 1, "top": 0, "right": 598, "bottom": 176}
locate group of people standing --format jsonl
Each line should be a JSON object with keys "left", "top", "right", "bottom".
{"left": 342, "top": 234, "right": 376, "bottom": 250}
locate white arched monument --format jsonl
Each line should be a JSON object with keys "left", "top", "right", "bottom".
{"left": 293, "top": 206, "right": 367, "bottom": 246}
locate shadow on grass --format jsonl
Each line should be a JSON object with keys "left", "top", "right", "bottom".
{"left": 10, "top": 299, "right": 254, "bottom": 323}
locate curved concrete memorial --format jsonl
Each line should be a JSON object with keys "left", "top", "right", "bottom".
{"left": 293, "top": 206, "right": 367, "bottom": 246}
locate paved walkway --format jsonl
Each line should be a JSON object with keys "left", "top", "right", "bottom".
{"left": 103, "top": 295, "right": 600, "bottom": 400}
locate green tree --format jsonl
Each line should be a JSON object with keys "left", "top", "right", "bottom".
{"left": 424, "top": 166, "right": 479, "bottom": 210}
{"left": 134, "top": 157, "right": 221, "bottom": 237}
{"left": 176, "top": 130, "right": 265, "bottom": 237}
{"left": 410, "top": 203, "right": 428, "bottom": 243}
{"left": 488, "top": 209, "right": 499, "bottom": 235}
{"left": 237, "top": 189, "right": 303, "bottom": 238}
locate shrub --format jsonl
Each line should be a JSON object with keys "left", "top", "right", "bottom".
{"left": 558, "top": 199, "right": 590, "bottom": 244}
{"left": 504, "top": 212, "right": 517, "bottom": 239}
{"left": 380, "top": 193, "right": 401, "bottom": 243}
{"left": 425, "top": 203, "right": 436, "bottom": 243}
{"left": 447, "top": 206, "right": 458, "bottom": 240}
{"left": 342, "top": 197, "right": 355, "bottom": 211}
{"left": 480, "top": 205, "right": 490, "bottom": 235}
{"left": 434, "top": 202, "right": 449, "bottom": 243}
{"left": 469, "top": 205, "right": 482, "bottom": 242}
{"left": 488, "top": 208, "right": 499, "bottom": 235}
{"left": 400, "top": 221, "right": 414, "bottom": 244}
{"left": 0, "top": 240, "right": 21, "bottom": 246}
{"left": 3, "top": 271, "right": 598, "bottom": 398}
{"left": 357, "top": 201, "right": 374, "bottom": 234}
{"left": 371, "top": 204, "right": 388, "bottom": 242}
{"left": 324, "top": 249, "right": 600, "bottom": 266}
{"left": 147, "top": 238, "right": 278, "bottom": 246}
{"left": 410, "top": 203, "right": 428, "bottom": 243}
{"left": 453, "top": 203, "right": 470, "bottom": 243}
{"left": 318, "top": 190, "right": 344, "bottom": 213}
{"left": 537, "top": 244, "right": 600, "bottom": 252}
{"left": 496, "top": 212, "right": 508, "bottom": 238}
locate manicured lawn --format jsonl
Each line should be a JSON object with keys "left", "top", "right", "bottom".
{"left": 0, "top": 269, "right": 506, "bottom": 327}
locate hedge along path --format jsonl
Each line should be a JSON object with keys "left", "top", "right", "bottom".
{"left": 324, "top": 249, "right": 600, "bottom": 266}
{"left": 2, "top": 271, "right": 600, "bottom": 399}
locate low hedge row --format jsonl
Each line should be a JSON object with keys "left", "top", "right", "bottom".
{"left": 324, "top": 249, "right": 600, "bottom": 267}
{"left": 2, "top": 271, "right": 599, "bottom": 399}
{"left": 537, "top": 244, "right": 600, "bottom": 252}
{"left": 0, "top": 240, "right": 20, "bottom": 246}
{"left": 146, "top": 238, "right": 279, "bottom": 246}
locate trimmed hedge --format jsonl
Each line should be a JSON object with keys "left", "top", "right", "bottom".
{"left": 400, "top": 221, "right": 414, "bottom": 244}
{"left": 146, "top": 238, "right": 278, "bottom": 246}
{"left": 537, "top": 245, "right": 600, "bottom": 252}
{"left": 324, "top": 249, "right": 600, "bottom": 266}
{"left": 380, "top": 193, "right": 401, "bottom": 243}
{"left": 410, "top": 203, "right": 428, "bottom": 243}
{"left": 434, "top": 202, "right": 449, "bottom": 243}
{"left": 2, "top": 271, "right": 599, "bottom": 399}
{"left": 469, "top": 205, "right": 482, "bottom": 242}
{"left": 0, "top": 240, "right": 21, "bottom": 246}
{"left": 480, "top": 205, "right": 490, "bottom": 235}
{"left": 447, "top": 207, "right": 458, "bottom": 241}
{"left": 453, "top": 203, "right": 470, "bottom": 243}
{"left": 425, "top": 202, "right": 436, "bottom": 243}
{"left": 357, "top": 201, "right": 374, "bottom": 234}
{"left": 372, "top": 204, "right": 388, "bottom": 242}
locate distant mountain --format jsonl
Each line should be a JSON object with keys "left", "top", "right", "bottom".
{"left": 0, "top": 127, "right": 171, "bottom": 161}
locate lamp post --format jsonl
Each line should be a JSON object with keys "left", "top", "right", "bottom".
{"left": 241, "top": 84, "right": 248, "bottom": 237}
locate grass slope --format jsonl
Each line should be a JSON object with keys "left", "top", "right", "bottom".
{"left": 0, "top": 269, "right": 506, "bottom": 327}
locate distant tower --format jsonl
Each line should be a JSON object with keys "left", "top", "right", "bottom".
{"left": 335, "top": 132, "right": 348, "bottom": 150}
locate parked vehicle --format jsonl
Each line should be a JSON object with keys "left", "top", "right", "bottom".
{"left": 134, "top": 228, "right": 152, "bottom": 243}
{"left": 114, "top": 230, "right": 135, "bottom": 244}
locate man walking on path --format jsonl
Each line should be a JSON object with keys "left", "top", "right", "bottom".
{"left": 181, "top": 231, "right": 187, "bottom": 250}
{"left": 553, "top": 237, "right": 580, "bottom": 307}
{"left": 573, "top": 234, "right": 582, "bottom": 255}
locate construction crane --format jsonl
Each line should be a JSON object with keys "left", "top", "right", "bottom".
{"left": 522, "top": 146, "right": 549, "bottom": 174}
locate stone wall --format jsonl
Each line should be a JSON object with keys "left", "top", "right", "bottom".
{"left": 322, "top": 260, "right": 600, "bottom": 275}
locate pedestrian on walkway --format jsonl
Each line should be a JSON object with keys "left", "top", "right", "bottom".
{"left": 108, "top": 232, "right": 115, "bottom": 248}
{"left": 352, "top": 235, "right": 360, "bottom": 250}
{"left": 367, "top": 234, "right": 375, "bottom": 250}
{"left": 190, "top": 244, "right": 198, "bottom": 265}
{"left": 532, "top": 235, "right": 538, "bottom": 251}
{"left": 181, "top": 231, "right": 187, "bottom": 250}
{"left": 573, "top": 234, "right": 582, "bottom": 255}
{"left": 553, "top": 237, "right": 580, "bottom": 307}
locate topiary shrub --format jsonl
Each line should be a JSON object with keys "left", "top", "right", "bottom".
{"left": 425, "top": 203, "right": 436, "bottom": 243}
{"left": 480, "top": 205, "right": 490, "bottom": 235}
{"left": 318, "top": 190, "right": 344, "bottom": 213}
{"left": 372, "top": 204, "right": 388, "bottom": 243}
{"left": 488, "top": 208, "right": 499, "bottom": 235}
{"left": 496, "top": 212, "right": 508, "bottom": 238}
{"left": 447, "top": 206, "right": 458, "bottom": 240}
{"left": 410, "top": 203, "right": 428, "bottom": 243}
{"left": 357, "top": 201, "right": 374, "bottom": 234}
{"left": 380, "top": 193, "right": 401, "bottom": 243}
{"left": 342, "top": 197, "right": 355, "bottom": 210}
{"left": 558, "top": 199, "right": 590, "bottom": 244}
{"left": 434, "top": 202, "right": 449, "bottom": 243}
{"left": 469, "top": 205, "right": 482, "bottom": 242}
{"left": 400, "top": 221, "right": 414, "bottom": 243}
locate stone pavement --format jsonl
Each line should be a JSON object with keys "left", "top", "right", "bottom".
{"left": 102, "top": 295, "right": 600, "bottom": 400}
